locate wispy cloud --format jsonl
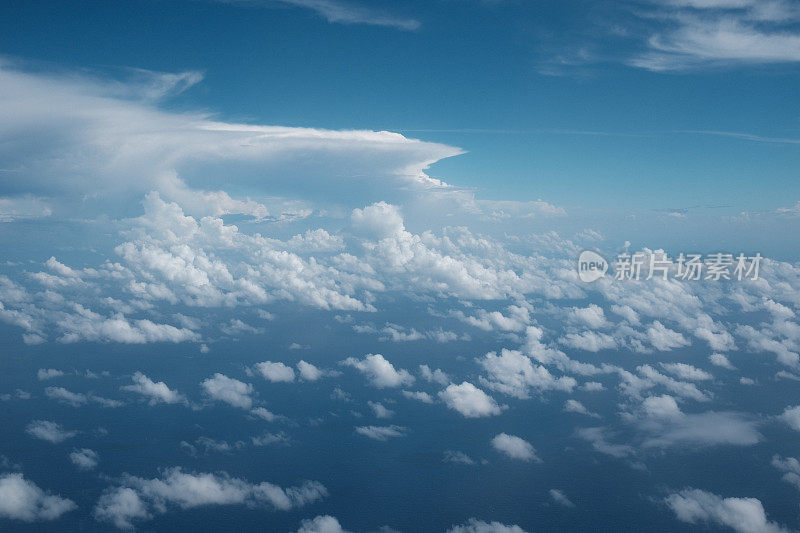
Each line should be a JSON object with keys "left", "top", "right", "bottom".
{"left": 216, "top": 0, "right": 420, "bottom": 30}
{"left": 630, "top": 1, "right": 800, "bottom": 70}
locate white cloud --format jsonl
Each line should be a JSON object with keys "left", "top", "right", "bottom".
{"left": 0, "top": 473, "right": 76, "bottom": 521}
{"left": 94, "top": 467, "right": 327, "bottom": 530}
{"left": 576, "top": 427, "right": 636, "bottom": 459}
{"left": 296, "top": 514, "right": 350, "bottom": 533}
{"left": 569, "top": 304, "right": 608, "bottom": 329}
{"left": 201, "top": 373, "right": 254, "bottom": 410}
{"left": 341, "top": 354, "right": 414, "bottom": 388}
{"left": 490, "top": 433, "right": 540, "bottom": 463}
{"left": 772, "top": 455, "right": 800, "bottom": 491}
{"left": 446, "top": 518, "right": 528, "bottom": 533}
{"left": 297, "top": 360, "right": 327, "bottom": 381}
{"left": 665, "top": 488, "right": 789, "bottom": 533}
{"left": 478, "top": 349, "right": 576, "bottom": 399}
{"left": 402, "top": 390, "right": 434, "bottom": 403}
{"left": 45, "top": 387, "right": 87, "bottom": 407}
{"left": 69, "top": 448, "right": 99, "bottom": 471}
{"left": 443, "top": 450, "right": 476, "bottom": 465}
{"left": 354, "top": 425, "right": 406, "bottom": 441}
{"left": 659, "top": 363, "right": 713, "bottom": 381}
{"left": 709, "top": 352, "right": 736, "bottom": 370}
{"left": 122, "top": 372, "right": 185, "bottom": 405}
{"left": 419, "top": 365, "right": 450, "bottom": 385}
{"left": 36, "top": 368, "right": 64, "bottom": 380}
{"left": 25, "top": 420, "right": 76, "bottom": 443}
{"left": 439, "top": 382, "right": 503, "bottom": 418}
{"left": 272, "top": 0, "right": 420, "bottom": 31}
{"left": 564, "top": 399, "right": 599, "bottom": 418}
{"left": 549, "top": 489, "right": 575, "bottom": 508}
{"left": 367, "top": 401, "right": 394, "bottom": 419}
{"left": 254, "top": 361, "right": 296, "bottom": 383}
{"left": 780, "top": 405, "right": 800, "bottom": 431}
{"left": 647, "top": 321, "right": 690, "bottom": 351}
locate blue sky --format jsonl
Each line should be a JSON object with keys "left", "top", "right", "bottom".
{"left": 3, "top": 1, "right": 800, "bottom": 532}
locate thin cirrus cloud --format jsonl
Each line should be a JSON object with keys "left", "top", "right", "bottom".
{"left": 211, "top": 0, "right": 421, "bottom": 30}
{"left": 629, "top": 0, "right": 800, "bottom": 71}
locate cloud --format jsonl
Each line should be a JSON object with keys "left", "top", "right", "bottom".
{"left": 354, "top": 425, "right": 406, "bottom": 441}
{"left": 254, "top": 361, "right": 296, "bottom": 383}
{"left": 94, "top": 467, "right": 327, "bottom": 530}
{"left": 549, "top": 489, "right": 575, "bottom": 508}
{"left": 664, "top": 488, "right": 789, "bottom": 533}
{"left": 296, "top": 514, "right": 350, "bottom": 533}
{"left": 647, "top": 321, "right": 690, "bottom": 351}
{"left": 709, "top": 352, "right": 736, "bottom": 370}
{"left": 201, "top": 373, "right": 254, "bottom": 409}
{"left": 44, "top": 387, "right": 87, "bottom": 407}
{"left": 0, "top": 473, "right": 76, "bottom": 521}
{"left": 564, "top": 399, "right": 600, "bottom": 418}
{"left": 25, "top": 420, "right": 77, "bottom": 443}
{"left": 122, "top": 372, "right": 185, "bottom": 405}
{"left": 36, "top": 368, "right": 64, "bottom": 380}
{"left": 659, "top": 363, "right": 713, "bottom": 381}
{"left": 478, "top": 349, "right": 576, "bottom": 399}
{"left": 632, "top": 15, "right": 800, "bottom": 71}
{"left": 271, "top": 0, "right": 420, "bottom": 31}
{"left": 69, "top": 448, "right": 99, "bottom": 471}
{"left": 638, "top": 398, "right": 762, "bottom": 448}
{"left": 446, "top": 518, "right": 528, "bottom": 533}
{"left": 402, "top": 390, "right": 434, "bottom": 403}
{"left": 419, "top": 365, "right": 450, "bottom": 386}
{"left": 367, "top": 401, "right": 394, "bottom": 419}
{"left": 576, "top": 427, "right": 636, "bottom": 458}
{"left": 772, "top": 455, "right": 800, "bottom": 491}
{"left": 439, "top": 382, "right": 503, "bottom": 418}
{"left": 779, "top": 405, "right": 800, "bottom": 431}
{"left": 296, "top": 360, "right": 330, "bottom": 381}
{"left": 341, "top": 354, "right": 414, "bottom": 388}
{"left": 490, "top": 433, "right": 540, "bottom": 462}
{"left": 443, "top": 450, "right": 476, "bottom": 465}
{"left": 0, "top": 61, "right": 462, "bottom": 220}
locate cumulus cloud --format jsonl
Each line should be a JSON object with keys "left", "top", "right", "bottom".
{"left": 780, "top": 405, "right": 800, "bottom": 431}
{"left": 0, "top": 473, "right": 76, "bottom": 522}
{"left": 709, "top": 352, "right": 736, "bottom": 370}
{"left": 297, "top": 360, "right": 331, "bottom": 381}
{"left": 665, "top": 488, "right": 789, "bottom": 533}
{"left": 478, "top": 349, "right": 576, "bottom": 399}
{"left": 94, "top": 467, "right": 327, "bottom": 530}
{"left": 37, "top": 368, "right": 64, "bottom": 380}
{"left": 69, "top": 448, "right": 99, "bottom": 470}
{"left": 122, "top": 372, "right": 185, "bottom": 405}
{"left": 367, "top": 401, "right": 394, "bottom": 419}
{"left": 772, "top": 455, "right": 800, "bottom": 491}
{"left": 341, "top": 354, "right": 414, "bottom": 388}
{"left": 296, "top": 514, "right": 350, "bottom": 533}
{"left": 490, "top": 433, "right": 540, "bottom": 463}
{"left": 201, "top": 373, "right": 254, "bottom": 409}
{"left": 439, "top": 382, "right": 503, "bottom": 418}
{"left": 26, "top": 420, "right": 77, "bottom": 443}
{"left": 659, "top": 363, "right": 712, "bottom": 381}
{"left": 254, "top": 361, "right": 296, "bottom": 383}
